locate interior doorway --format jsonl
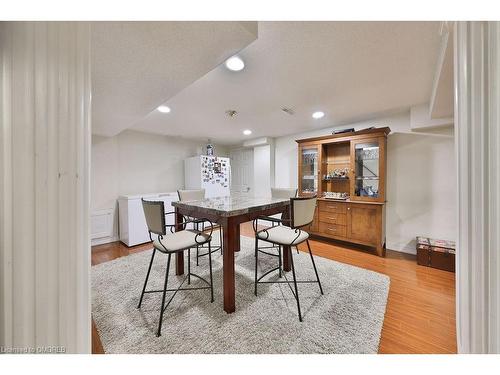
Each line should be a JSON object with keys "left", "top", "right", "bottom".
{"left": 229, "top": 148, "right": 254, "bottom": 197}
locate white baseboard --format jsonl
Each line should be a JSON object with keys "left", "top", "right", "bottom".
{"left": 91, "top": 235, "right": 119, "bottom": 247}
{"left": 386, "top": 241, "right": 416, "bottom": 255}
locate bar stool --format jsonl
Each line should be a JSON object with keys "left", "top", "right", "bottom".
{"left": 253, "top": 196, "right": 323, "bottom": 322}
{"left": 177, "top": 189, "right": 223, "bottom": 265}
{"left": 256, "top": 188, "right": 298, "bottom": 265}
{"left": 137, "top": 199, "right": 215, "bottom": 337}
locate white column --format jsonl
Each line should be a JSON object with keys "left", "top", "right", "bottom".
{"left": 454, "top": 21, "right": 500, "bottom": 353}
{"left": 0, "top": 22, "right": 91, "bottom": 353}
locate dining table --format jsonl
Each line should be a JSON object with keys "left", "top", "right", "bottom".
{"left": 171, "top": 196, "right": 291, "bottom": 313}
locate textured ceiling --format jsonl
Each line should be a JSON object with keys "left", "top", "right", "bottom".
{"left": 131, "top": 21, "right": 442, "bottom": 145}
{"left": 91, "top": 21, "right": 257, "bottom": 136}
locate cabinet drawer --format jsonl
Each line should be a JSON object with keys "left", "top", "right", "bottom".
{"left": 318, "top": 201, "right": 347, "bottom": 214}
{"left": 318, "top": 222, "right": 346, "bottom": 237}
{"left": 318, "top": 211, "right": 347, "bottom": 225}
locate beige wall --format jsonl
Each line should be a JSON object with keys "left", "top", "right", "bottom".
{"left": 91, "top": 130, "right": 228, "bottom": 241}
{"left": 274, "top": 112, "right": 456, "bottom": 254}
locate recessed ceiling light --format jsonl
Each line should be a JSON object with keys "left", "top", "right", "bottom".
{"left": 157, "top": 105, "right": 171, "bottom": 113}
{"left": 243, "top": 129, "right": 252, "bottom": 135}
{"left": 312, "top": 111, "right": 325, "bottom": 119}
{"left": 225, "top": 56, "right": 245, "bottom": 71}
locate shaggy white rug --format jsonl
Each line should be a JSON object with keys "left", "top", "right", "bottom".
{"left": 92, "top": 235, "right": 390, "bottom": 353}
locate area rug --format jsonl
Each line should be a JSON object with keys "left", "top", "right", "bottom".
{"left": 91, "top": 235, "right": 390, "bottom": 353}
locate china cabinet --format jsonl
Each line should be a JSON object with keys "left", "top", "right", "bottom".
{"left": 296, "top": 127, "right": 390, "bottom": 256}
{"left": 298, "top": 144, "right": 321, "bottom": 195}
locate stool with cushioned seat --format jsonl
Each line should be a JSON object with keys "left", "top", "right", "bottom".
{"left": 138, "top": 198, "right": 215, "bottom": 337}
{"left": 177, "top": 189, "right": 223, "bottom": 265}
{"left": 253, "top": 196, "right": 323, "bottom": 322}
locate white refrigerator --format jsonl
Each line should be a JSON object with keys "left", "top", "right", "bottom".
{"left": 184, "top": 155, "right": 231, "bottom": 198}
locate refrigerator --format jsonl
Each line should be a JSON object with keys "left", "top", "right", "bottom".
{"left": 184, "top": 155, "right": 231, "bottom": 198}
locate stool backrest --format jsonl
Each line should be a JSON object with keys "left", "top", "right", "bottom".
{"left": 177, "top": 189, "right": 205, "bottom": 202}
{"left": 271, "top": 188, "right": 297, "bottom": 199}
{"left": 141, "top": 199, "right": 166, "bottom": 236}
{"left": 290, "top": 196, "right": 317, "bottom": 228}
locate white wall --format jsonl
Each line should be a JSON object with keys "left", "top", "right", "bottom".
{"left": 91, "top": 130, "right": 227, "bottom": 243}
{"left": 274, "top": 112, "right": 456, "bottom": 254}
{"left": 386, "top": 132, "right": 456, "bottom": 252}
{"left": 253, "top": 143, "right": 274, "bottom": 198}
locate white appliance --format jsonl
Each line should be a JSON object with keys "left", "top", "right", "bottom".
{"left": 118, "top": 192, "right": 178, "bottom": 247}
{"left": 184, "top": 155, "right": 231, "bottom": 198}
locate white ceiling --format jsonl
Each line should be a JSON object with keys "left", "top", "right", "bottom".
{"left": 131, "top": 21, "right": 442, "bottom": 145}
{"left": 91, "top": 21, "right": 257, "bottom": 136}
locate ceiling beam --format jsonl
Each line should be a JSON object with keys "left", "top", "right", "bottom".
{"left": 429, "top": 21, "right": 454, "bottom": 119}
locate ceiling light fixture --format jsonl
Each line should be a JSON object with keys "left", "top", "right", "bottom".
{"left": 243, "top": 129, "right": 252, "bottom": 135}
{"left": 157, "top": 105, "right": 171, "bottom": 113}
{"left": 312, "top": 111, "right": 325, "bottom": 119}
{"left": 281, "top": 107, "right": 295, "bottom": 115}
{"left": 225, "top": 56, "right": 245, "bottom": 71}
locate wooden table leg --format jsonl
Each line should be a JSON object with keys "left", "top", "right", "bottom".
{"left": 174, "top": 208, "right": 184, "bottom": 275}
{"left": 234, "top": 223, "right": 240, "bottom": 252}
{"left": 222, "top": 217, "right": 237, "bottom": 313}
{"left": 281, "top": 207, "right": 292, "bottom": 272}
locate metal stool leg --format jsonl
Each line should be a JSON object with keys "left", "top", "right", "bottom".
{"left": 156, "top": 253, "right": 171, "bottom": 337}
{"left": 187, "top": 248, "right": 191, "bottom": 285}
{"left": 289, "top": 249, "right": 302, "bottom": 322}
{"left": 278, "top": 245, "right": 282, "bottom": 278}
{"left": 137, "top": 248, "right": 156, "bottom": 308}
{"left": 208, "top": 241, "right": 214, "bottom": 303}
{"left": 254, "top": 235, "right": 259, "bottom": 296}
{"left": 306, "top": 240, "right": 323, "bottom": 295}
{"left": 195, "top": 221, "right": 200, "bottom": 266}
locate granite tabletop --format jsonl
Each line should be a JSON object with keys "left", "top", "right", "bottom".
{"left": 172, "top": 196, "right": 290, "bottom": 217}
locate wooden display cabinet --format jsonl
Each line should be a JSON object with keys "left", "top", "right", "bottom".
{"left": 296, "top": 127, "right": 390, "bottom": 256}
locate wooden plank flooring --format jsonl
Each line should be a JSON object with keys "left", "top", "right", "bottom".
{"left": 91, "top": 222, "right": 456, "bottom": 354}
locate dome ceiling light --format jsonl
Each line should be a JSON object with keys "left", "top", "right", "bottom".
{"left": 157, "top": 105, "right": 171, "bottom": 113}
{"left": 312, "top": 111, "right": 325, "bottom": 119}
{"left": 225, "top": 56, "right": 245, "bottom": 71}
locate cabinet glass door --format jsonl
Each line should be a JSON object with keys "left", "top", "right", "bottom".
{"left": 352, "top": 139, "right": 381, "bottom": 199}
{"left": 300, "top": 146, "right": 319, "bottom": 195}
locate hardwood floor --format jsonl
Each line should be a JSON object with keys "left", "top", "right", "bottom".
{"left": 91, "top": 222, "right": 457, "bottom": 354}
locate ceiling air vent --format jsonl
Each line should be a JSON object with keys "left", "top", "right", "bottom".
{"left": 281, "top": 107, "right": 295, "bottom": 115}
